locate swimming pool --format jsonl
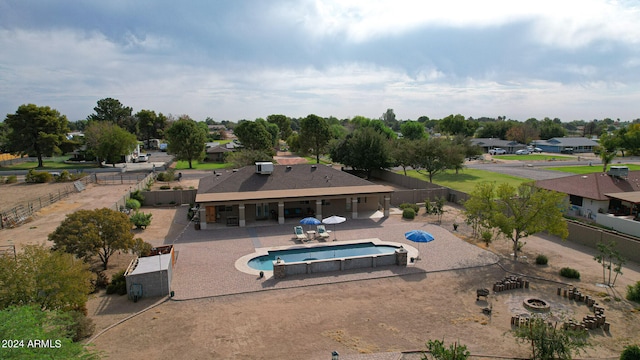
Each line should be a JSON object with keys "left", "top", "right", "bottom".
{"left": 247, "top": 242, "right": 399, "bottom": 271}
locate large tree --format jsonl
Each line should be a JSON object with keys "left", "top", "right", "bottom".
{"left": 400, "top": 121, "right": 426, "bottom": 140}
{"left": 391, "top": 138, "right": 418, "bottom": 175}
{"left": 49, "top": 208, "right": 136, "bottom": 270}
{"left": 414, "top": 137, "right": 464, "bottom": 182}
{"left": 136, "top": 109, "right": 167, "bottom": 146}
{"left": 87, "top": 97, "right": 136, "bottom": 133}
{"left": 300, "top": 114, "right": 331, "bottom": 163}
{"left": 465, "top": 182, "right": 568, "bottom": 260}
{"left": 232, "top": 120, "right": 273, "bottom": 151}
{"left": 0, "top": 245, "right": 92, "bottom": 312}
{"left": 266, "top": 114, "right": 292, "bottom": 140}
{"left": 84, "top": 121, "right": 138, "bottom": 167}
{"left": 165, "top": 117, "right": 208, "bottom": 169}
{"left": 4, "top": 104, "right": 70, "bottom": 167}
{"left": 330, "top": 127, "right": 393, "bottom": 178}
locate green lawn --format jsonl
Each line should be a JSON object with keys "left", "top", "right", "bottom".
{"left": 544, "top": 163, "right": 640, "bottom": 174}
{"left": 404, "top": 168, "right": 529, "bottom": 194}
{"left": 303, "top": 156, "right": 333, "bottom": 165}
{"left": 173, "top": 161, "right": 233, "bottom": 170}
{"left": 0, "top": 156, "right": 99, "bottom": 171}
{"left": 493, "top": 154, "right": 573, "bottom": 161}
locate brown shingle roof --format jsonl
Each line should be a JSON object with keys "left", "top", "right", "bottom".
{"left": 197, "top": 164, "right": 380, "bottom": 195}
{"left": 535, "top": 170, "right": 640, "bottom": 200}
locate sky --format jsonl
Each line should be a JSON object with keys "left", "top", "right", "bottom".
{"left": 1, "top": 0, "right": 640, "bottom": 123}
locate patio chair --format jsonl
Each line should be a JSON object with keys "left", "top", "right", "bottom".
{"left": 293, "top": 226, "right": 308, "bottom": 242}
{"left": 316, "top": 225, "right": 330, "bottom": 239}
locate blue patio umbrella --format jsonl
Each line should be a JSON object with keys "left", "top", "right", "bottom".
{"left": 404, "top": 230, "right": 435, "bottom": 260}
{"left": 300, "top": 217, "right": 321, "bottom": 225}
{"left": 300, "top": 217, "right": 321, "bottom": 232}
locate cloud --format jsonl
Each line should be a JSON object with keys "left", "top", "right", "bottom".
{"left": 1, "top": 0, "right": 639, "bottom": 122}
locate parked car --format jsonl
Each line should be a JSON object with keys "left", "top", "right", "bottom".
{"left": 489, "top": 148, "right": 507, "bottom": 155}
{"left": 560, "top": 147, "right": 574, "bottom": 154}
{"left": 515, "top": 149, "right": 530, "bottom": 155}
{"left": 136, "top": 154, "right": 148, "bottom": 162}
{"left": 528, "top": 147, "right": 543, "bottom": 153}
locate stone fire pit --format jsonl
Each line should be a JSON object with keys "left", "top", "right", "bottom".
{"left": 523, "top": 298, "right": 551, "bottom": 312}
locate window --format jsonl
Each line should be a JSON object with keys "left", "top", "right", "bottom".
{"left": 569, "top": 195, "right": 583, "bottom": 207}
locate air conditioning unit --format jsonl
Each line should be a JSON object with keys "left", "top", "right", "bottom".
{"left": 607, "top": 166, "right": 629, "bottom": 178}
{"left": 255, "top": 162, "right": 274, "bottom": 174}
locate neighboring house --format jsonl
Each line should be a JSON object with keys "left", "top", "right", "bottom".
{"left": 195, "top": 163, "right": 393, "bottom": 228}
{"left": 534, "top": 137, "right": 599, "bottom": 153}
{"left": 470, "top": 138, "right": 527, "bottom": 154}
{"left": 535, "top": 167, "right": 640, "bottom": 237}
{"left": 204, "top": 142, "right": 240, "bottom": 162}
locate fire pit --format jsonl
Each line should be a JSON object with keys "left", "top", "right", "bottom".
{"left": 523, "top": 298, "right": 551, "bottom": 312}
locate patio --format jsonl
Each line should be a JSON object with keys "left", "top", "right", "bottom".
{"left": 167, "top": 214, "right": 500, "bottom": 300}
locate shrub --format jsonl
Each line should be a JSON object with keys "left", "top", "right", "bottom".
{"left": 106, "top": 270, "right": 127, "bottom": 295}
{"left": 130, "top": 189, "right": 145, "bottom": 203}
{"left": 399, "top": 203, "right": 420, "bottom": 213}
{"left": 560, "top": 267, "right": 580, "bottom": 279}
{"left": 536, "top": 254, "right": 549, "bottom": 265}
{"left": 65, "top": 310, "right": 96, "bottom": 341}
{"left": 481, "top": 230, "right": 492, "bottom": 247}
{"left": 5, "top": 175, "right": 17, "bottom": 184}
{"left": 621, "top": 344, "right": 640, "bottom": 360}
{"left": 92, "top": 271, "right": 109, "bottom": 291}
{"left": 130, "top": 212, "right": 152, "bottom": 229}
{"left": 25, "top": 169, "right": 52, "bottom": 183}
{"left": 125, "top": 198, "right": 141, "bottom": 211}
{"left": 173, "top": 186, "right": 183, "bottom": 190}
{"left": 156, "top": 172, "right": 166, "bottom": 181}
{"left": 0, "top": 175, "right": 3, "bottom": 183}
{"left": 55, "top": 170, "right": 72, "bottom": 182}
{"left": 159, "top": 185, "right": 170, "bottom": 190}
{"left": 423, "top": 339, "right": 470, "bottom": 360}
{"left": 402, "top": 208, "right": 415, "bottom": 219}
{"left": 627, "top": 281, "right": 640, "bottom": 302}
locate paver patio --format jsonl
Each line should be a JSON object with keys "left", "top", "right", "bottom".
{"left": 168, "top": 214, "right": 499, "bottom": 300}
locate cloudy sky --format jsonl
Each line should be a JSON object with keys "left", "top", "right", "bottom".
{"left": 1, "top": 1, "right": 639, "bottom": 122}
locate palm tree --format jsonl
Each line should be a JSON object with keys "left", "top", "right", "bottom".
{"left": 600, "top": 149, "right": 616, "bottom": 172}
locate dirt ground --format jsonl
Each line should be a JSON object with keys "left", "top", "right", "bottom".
{"left": 2, "top": 176, "right": 640, "bottom": 359}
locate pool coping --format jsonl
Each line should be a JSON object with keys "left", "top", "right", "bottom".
{"left": 235, "top": 238, "right": 419, "bottom": 277}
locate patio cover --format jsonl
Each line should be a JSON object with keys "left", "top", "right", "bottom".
{"left": 604, "top": 191, "right": 640, "bottom": 204}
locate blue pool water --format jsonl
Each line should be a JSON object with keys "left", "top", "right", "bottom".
{"left": 247, "top": 242, "right": 399, "bottom": 271}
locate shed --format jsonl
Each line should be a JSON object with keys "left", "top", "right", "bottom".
{"left": 125, "top": 247, "right": 174, "bottom": 300}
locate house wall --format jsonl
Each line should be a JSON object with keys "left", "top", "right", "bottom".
{"left": 569, "top": 199, "right": 608, "bottom": 220}
{"left": 141, "top": 190, "right": 197, "bottom": 206}
{"left": 595, "top": 214, "right": 640, "bottom": 238}
{"left": 567, "top": 221, "right": 640, "bottom": 263}
{"left": 125, "top": 269, "right": 171, "bottom": 299}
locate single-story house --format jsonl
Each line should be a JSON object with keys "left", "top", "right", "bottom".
{"left": 195, "top": 162, "right": 394, "bottom": 228}
{"left": 535, "top": 167, "right": 640, "bottom": 236}
{"left": 470, "top": 138, "right": 526, "bottom": 154}
{"left": 534, "top": 137, "right": 599, "bottom": 153}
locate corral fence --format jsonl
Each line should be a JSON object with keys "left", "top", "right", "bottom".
{"left": 111, "top": 172, "right": 156, "bottom": 212}
{"left": 96, "top": 172, "right": 151, "bottom": 185}
{"left": 0, "top": 175, "right": 96, "bottom": 230}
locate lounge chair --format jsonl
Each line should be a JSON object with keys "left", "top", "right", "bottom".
{"left": 293, "top": 226, "right": 308, "bottom": 242}
{"left": 316, "top": 225, "right": 330, "bottom": 239}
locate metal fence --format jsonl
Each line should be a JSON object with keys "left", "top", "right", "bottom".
{"left": 0, "top": 175, "right": 96, "bottom": 230}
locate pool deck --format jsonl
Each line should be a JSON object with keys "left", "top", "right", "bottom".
{"left": 168, "top": 215, "right": 500, "bottom": 300}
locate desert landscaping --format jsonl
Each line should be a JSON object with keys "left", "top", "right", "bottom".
{"left": 1, "top": 175, "right": 640, "bottom": 359}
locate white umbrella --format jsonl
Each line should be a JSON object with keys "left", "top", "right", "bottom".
{"left": 322, "top": 215, "right": 346, "bottom": 240}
